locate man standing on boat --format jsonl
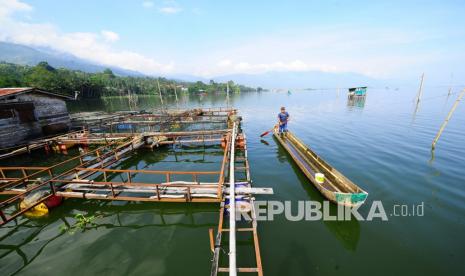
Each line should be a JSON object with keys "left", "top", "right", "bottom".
{"left": 278, "top": 107, "right": 290, "bottom": 136}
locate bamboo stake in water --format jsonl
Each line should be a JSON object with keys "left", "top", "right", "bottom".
{"left": 173, "top": 83, "right": 179, "bottom": 109}
{"left": 432, "top": 89, "right": 465, "bottom": 150}
{"left": 416, "top": 73, "right": 425, "bottom": 105}
{"left": 157, "top": 79, "right": 164, "bottom": 106}
{"left": 448, "top": 73, "right": 453, "bottom": 96}
{"left": 226, "top": 82, "right": 230, "bottom": 107}
{"left": 174, "top": 84, "right": 178, "bottom": 104}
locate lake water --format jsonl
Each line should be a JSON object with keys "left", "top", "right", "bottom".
{"left": 1, "top": 87, "right": 465, "bottom": 275}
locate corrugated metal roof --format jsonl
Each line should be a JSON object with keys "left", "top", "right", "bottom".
{"left": 0, "top": 87, "right": 73, "bottom": 100}
{"left": 0, "top": 87, "right": 34, "bottom": 97}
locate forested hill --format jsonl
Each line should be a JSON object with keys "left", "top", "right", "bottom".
{"left": 0, "top": 61, "right": 257, "bottom": 98}
{"left": 0, "top": 41, "right": 142, "bottom": 76}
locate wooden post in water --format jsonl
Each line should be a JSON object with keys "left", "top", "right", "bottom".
{"left": 432, "top": 88, "right": 465, "bottom": 150}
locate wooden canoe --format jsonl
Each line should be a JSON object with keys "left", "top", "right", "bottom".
{"left": 274, "top": 130, "right": 368, "bottom": 207}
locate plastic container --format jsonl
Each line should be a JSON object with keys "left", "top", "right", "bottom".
{"left": 315, "top": 173, "right": 325, "bottom": 184}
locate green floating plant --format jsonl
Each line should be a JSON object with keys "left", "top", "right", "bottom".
{"left": 60, "top": 213, "right": 102, "bottom": 234}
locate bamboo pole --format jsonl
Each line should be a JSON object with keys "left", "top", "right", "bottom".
{"left": 432, "top": 89, "right": 465, "bottom": 150}
{"left": 448, "top": 73, "right": 453, "bottom": 96}
{"left": 157, "top": 79, "right": 164, "bottom": 106}
{"left": 174, "top": 84, "right": 179, "bottom": 108}
{"left": 209, "top": 228, "right": 215, "bottom": 253}
{"left": 416, "top": 73, "right": 425, "bottom": 105}
{"left": 217, "top": 133, "right": 230, "bottom": 199}
{"left": 226, "top": 82, "right": 230, "bottom": 107}
{"left": 74, "top": 167, "right": 219, "bottom": 175}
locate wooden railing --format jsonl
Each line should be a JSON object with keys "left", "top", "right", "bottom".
{"left": 0, "top": 137, "right": 140, "bottom": 225}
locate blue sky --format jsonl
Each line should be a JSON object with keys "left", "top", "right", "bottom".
{"left": 1, "top": 0, "right": 465, "bottom": 83}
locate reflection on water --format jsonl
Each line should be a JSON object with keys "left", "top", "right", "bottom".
{"left": 67, "top": 92, "right": 235, "bottom": 113}
{"left": 323, "top": 219, "right": 360, "bottom": 251}
{"left": 0, "top": 218, "right": 66, "bottom": 275}
{"left": 260, "top": 139, "right": 270, "bottom": 146}
{"left": 0, "top": 141, "right": 222, "bottom": 275}
{"left": 347, "top": 95, "right": 366, "bottom": 109}
{"left": 273, "top": 135, "right": 361, "bottom": 251}
{"left": 275, "top": 139, "right": 291, "bottom": 164}
{"left": 0, "top": 199, "right": 218, "bottom": 276}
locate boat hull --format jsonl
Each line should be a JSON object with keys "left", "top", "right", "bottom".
{"left": 273, "top": 131, "right": 368, "bottom": 207}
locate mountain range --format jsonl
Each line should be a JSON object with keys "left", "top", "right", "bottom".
{"left": 0, "top": 42, "right": 143, "bottom": 76}
{"left": 0, "top": 41, "right": 383, "bottom": 88}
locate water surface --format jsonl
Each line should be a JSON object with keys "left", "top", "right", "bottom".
{"left": 2, "top": 87, "right": 465, "bottom": 275}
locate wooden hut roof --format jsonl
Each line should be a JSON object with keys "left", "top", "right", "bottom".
{"left": 0, "top": 88, "right": 73, "bottom": 100}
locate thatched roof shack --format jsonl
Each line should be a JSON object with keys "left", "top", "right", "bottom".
{"left": 0, "top": 88, "right": 73, "bottom": 148}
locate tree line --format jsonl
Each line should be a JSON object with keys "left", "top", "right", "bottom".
{"left": 0, "top": 61, "right": 258, "bottom": 98}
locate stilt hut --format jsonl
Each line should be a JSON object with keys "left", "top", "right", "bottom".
{"left": 0, "top": 87, "right": 73, "bottom": 148}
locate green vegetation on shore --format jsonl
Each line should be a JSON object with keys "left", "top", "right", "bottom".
{"left": 0, "top": 61, "right": 257, "bottom": 98}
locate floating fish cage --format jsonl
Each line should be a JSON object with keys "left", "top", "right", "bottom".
{"left": 0, "top": 107, "right": 272, "bottom": 275}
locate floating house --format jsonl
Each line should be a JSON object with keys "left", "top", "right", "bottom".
{"left": 0, "top": 88, "right": 73, "bottom": 148}
{"left": 348, "top": 86, "right": 367, "bottom": 97}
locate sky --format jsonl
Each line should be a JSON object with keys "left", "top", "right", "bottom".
{"left": 0, "top": 0, "right": 465, "bottom": 83}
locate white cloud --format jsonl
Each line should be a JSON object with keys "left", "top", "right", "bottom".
{"left": 158, "top": 6, "right": 181, "bottom": 14}
{"left": 0, "top": 0, "right": 452, "bottom": 80}
{"left": 199, "top": 60, "right": 336, "bottom": 77}
{"left": 0, "top": 0, "right": 174, "bottom": 74}
{"left": 192, "top": 26, "right": 441, "bottom": 78}
{"left": 217, "top": 59, "right": 232, "bottom": 67}
{"left": 142, "top": 1, "right": 154, "bottom": 8}
{"left": 0, "top": 0, "right": 32, "bottom": 17}
{"left": 101, "top": 30, "right": 119, "bottom": 42}
{"left": 144, "top": 0, "right": 181, "bottom": 14}
{"left": 233, "top": 60, "right": 313, "bottom": 73}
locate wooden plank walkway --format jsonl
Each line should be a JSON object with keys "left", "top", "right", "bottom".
{"left": 211, "top": 132, "right": 265, "bottom": 276}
